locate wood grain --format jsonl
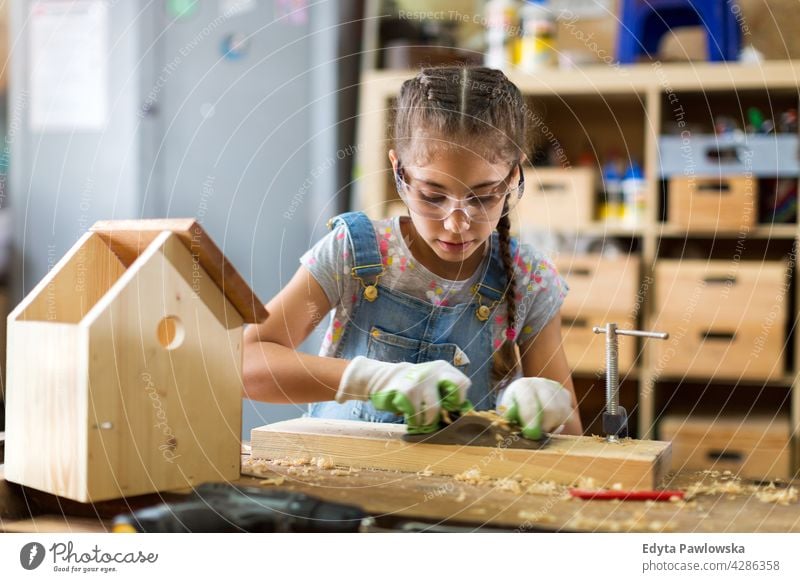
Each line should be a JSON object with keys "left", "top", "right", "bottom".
{"left": 251, "top": 418, "right": 672, "bottom": 490}
{"left": 90, "top": 218, "right": 267, "bottom": 324}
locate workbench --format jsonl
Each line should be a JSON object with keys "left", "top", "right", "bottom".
{"left": 2, "top": 447, "right": 798, "bottom": 533}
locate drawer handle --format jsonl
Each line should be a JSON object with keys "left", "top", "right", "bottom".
{"left": 566, "top": 267, "right": 592, "bottom": 277}
{"left": 697, "top": 181, "right": 731, "bottom": 193}
{"left": 700, "top": 330, "right": 737, "bottom": 342}
{"left": 536, "top": 183, "right": 568, "bottom": 194}
{"left": 702, "top": 275, "right": 737, "bottom": 285}
{"left": 706, "top": 449, "right": 743, "bottom": 463}
{"left": 705, "top": 145, "right": 749, "bottom": 164}
{"left": 563, "top": 317, "right": 588, "bottom": 328}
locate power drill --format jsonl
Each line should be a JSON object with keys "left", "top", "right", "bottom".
{"left": 112, "top": 483, "right": 369, "bottom": 533}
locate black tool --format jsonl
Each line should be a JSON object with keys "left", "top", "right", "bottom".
{"left": 112, "top": 483, "right": 368, "bottom": 533}
{"left": 402, "top": 411, "right": 549, "bottom": 449}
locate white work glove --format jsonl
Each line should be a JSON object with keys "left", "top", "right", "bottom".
{"left": 498, "top": 377, "right": 573, "bottom": 440}
{"left": 337, "top": 356, "right": 472, "bottom": 434}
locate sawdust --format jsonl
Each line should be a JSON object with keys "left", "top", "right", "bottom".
{"left": 590, "top": 434, "right": 636, "bottom": 446}
{"left": 258, "top": 476, "right": 286, "bottom": 486}
{"left": 416, "top": 465, "right": 434, "bottom": 478}
{"left": 313, "top": 457, "right": 336, "bottom": 470}
{"left": 329, "top": 469, "right": 350, "bottom": 476}
{"left": 452, "top": 467, "right": 570, "bottom": 498}
{"left": 454, "top": 468, "right": 491, "bottom": 485}
{"left": 684, "top": 473, "right": 798, "bottom": 506}
{"left": 455, "top": 490, "right": 467, "bottom": 502}
{"left": 465, "top": 409, "right": 513, "bottom": 431}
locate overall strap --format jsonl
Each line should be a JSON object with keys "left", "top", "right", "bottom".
{"left": 327, "top": 211, "right": 385, "bottom": 300}
{"left": 472, "top": 232, "right": 518, "bottom": 321}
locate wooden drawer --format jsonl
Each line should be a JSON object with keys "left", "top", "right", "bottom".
{"left": 668, "top": 176, "right": 755, "bottom": 230}
{"left": 654, "top": 260, "right": 787, "bottom": 327}
{"left": 554, "top": 254, "right": 641, "bottom": 317}
{"left": 650, "top": 319, "right": 785, "bottom": 379}
{"left": 516, "top": 167, "right": 594, "bottom": 232}
{"left": 660, "top": 415, "right": 791, "bottom": 480}
{"left": 561, "top": 313, "right": 636, "bottom": 373}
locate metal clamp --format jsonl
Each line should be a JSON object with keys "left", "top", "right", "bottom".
{"left": 592, "top": 323, "right": 668, "bottom": 443}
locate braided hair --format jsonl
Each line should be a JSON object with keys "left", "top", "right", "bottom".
{"left": 393, "top": 66, "right": 528, "bottom": 387}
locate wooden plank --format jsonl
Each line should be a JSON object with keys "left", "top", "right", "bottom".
{"left": 251, "top": 418, "right": 672, "bottom": 490}
{"left": 90, "top": 219, "right": 267, "bottom": 324}
{"left": 240, "top": 457, "right": 800, "bottom": 533}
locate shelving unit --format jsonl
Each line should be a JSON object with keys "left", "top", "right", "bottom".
{"left": 354, "top": 61, "right": 800, "bottom": 477}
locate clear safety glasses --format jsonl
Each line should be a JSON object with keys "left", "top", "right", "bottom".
{"left": 393, "top": 161, "right": 525, "bottom": 223}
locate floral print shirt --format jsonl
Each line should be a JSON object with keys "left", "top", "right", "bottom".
{"left": 301, "top": 216, "right": 569, "bottom": 356}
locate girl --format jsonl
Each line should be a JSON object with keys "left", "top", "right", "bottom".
{"left": 243, "top": 66, "right": 582, "bottom": 439}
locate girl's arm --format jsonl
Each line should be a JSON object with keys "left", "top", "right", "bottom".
{"left": 242, "top": 265, "right": 349, "bottom": 403}
{"left": 519, "top": 312, "right": 584, "bottom": 435}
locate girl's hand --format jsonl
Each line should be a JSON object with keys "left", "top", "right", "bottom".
{"left": 337, "top": 356, "right": 472, "bottom": 434}
{"left": 498, "top": 377, "right": 573, "bottom": 440}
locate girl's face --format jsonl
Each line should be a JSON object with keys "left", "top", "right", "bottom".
{"left": 388, "top": 146, "right": 520, "bottom": 279}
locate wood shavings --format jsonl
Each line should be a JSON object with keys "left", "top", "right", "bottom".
{"left": 464, "top": 409, "right": 513, "bottom": 431}
{"left": 590, "top": 434, "right": 635, "bottom": 446}
{"left": 494, "top": 478, "right": 523, "bottom": 495}
{"left": 329, "top": 469, "right": 350, "bottom": 476}
{"left": 259, "top": 476, "right": 285, "bottom": 486}
{"left": 575, "top": 477, "right": 599, "bottom": 490}
{"left": 755, "top": 483, "right": 798, "bottom": 506}
{"left": 525, "top": 481, "right": 568, "bottom": 498}
{"left": 416, "top": 465, "right": 434, "bottom": 478}
{"left": 455, "top": 490, "right": 467, "bottom": 502}
{"left": 312, "top": 456, "right": 335, "bottom": 470}
{"left": 454, "top": 468, "right": 491, "bottom": 485}
{"left": 684, "top": 474, "right": 798, "bottom": 505}
{"left": 267, "top": 456, "right": 312, "bottom": 467}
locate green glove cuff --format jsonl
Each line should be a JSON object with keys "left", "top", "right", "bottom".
{"left": 503, "top": 400, "right": 543, "bottom": 441}
{"left": 438, "top": 380, "right": 473, "bottom": 413}
{"left": 369, "top": 391, "right": 439, "bottom": 435}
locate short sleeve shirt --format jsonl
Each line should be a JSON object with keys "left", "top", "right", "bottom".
{"left": 301, "top": 216, "right": 569, "bottom": 356}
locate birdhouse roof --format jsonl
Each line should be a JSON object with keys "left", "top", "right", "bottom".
{"left": 90, "top": 218, "right": 267, "bottom": 324}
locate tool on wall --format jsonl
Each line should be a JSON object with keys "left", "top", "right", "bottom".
{"left": 593, "top": 323, "right": 669, "bottom": 443}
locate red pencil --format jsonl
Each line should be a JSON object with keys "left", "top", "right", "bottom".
{"left": 569, "top": 489, "right": 685, "bottom": 501}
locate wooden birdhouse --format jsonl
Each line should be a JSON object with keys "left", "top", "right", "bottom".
{"left": 4, "top": 219, "right": 267, "bottom": 502}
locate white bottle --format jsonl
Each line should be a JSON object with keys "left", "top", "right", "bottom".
{"left": 621, "top": 162, "right": 646, "bottom": 225}
{"left": 520, "top": 0, "right": 556, "bottom": 72}
{"left": 485, "top": 0, "right": 520, "bottom": 69}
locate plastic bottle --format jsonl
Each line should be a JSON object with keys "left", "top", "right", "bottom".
{"left": 485, "top": 0, "right": 520, "bottom": 69}
{"left": 601, "top": 160, "right": 623, "bottom": 222}
{"left": 519, "top": 0, "right": 556, "bottom": 72}
{"left": 621, "top": 162, "right": 646, "bottom": 225}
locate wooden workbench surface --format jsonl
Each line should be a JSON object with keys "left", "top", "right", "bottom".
{"left": 2, "top": 450, "right": 799, "bottom": 533}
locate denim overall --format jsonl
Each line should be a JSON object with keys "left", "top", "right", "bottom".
{"left": 308, "top": 211, "right": 516, "bottom": 423}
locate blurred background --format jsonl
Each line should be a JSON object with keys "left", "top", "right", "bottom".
{"left": 1, "top": 0, "right": 799, "bottom": 481}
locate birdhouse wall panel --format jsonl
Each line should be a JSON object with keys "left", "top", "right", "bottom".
{"left": 18, "top": 233, "right": 127, "bottom": 324}
{"left": 4, "top": 321, "right": 88, "bottom": 500}
{"left": 84, "top": 234, "right": 242, "bottom": 501}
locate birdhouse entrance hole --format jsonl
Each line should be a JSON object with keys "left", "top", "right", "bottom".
{"left": 156, "top": 316, "right": 184, "bottom": 350}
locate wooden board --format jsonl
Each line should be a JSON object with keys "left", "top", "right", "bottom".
{"left": 251, "top": 418, "right": 672, "bottom": 490}
{"left": 90, "top": 218, "right": 267, "bottom": 324}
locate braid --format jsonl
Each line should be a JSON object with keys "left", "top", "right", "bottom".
{"left": 492, "top": 204, "right": 521, "bottom": 386}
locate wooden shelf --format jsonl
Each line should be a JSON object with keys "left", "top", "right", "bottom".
{"left": 355, "top": 59, "right": 800, "bottom": 469}
{"left": 656, "top": 224, "right": 798, "bottom": 239}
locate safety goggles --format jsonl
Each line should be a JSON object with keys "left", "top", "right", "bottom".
{"left": 393, "top": 161, "right": 525, "bottom": 223}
